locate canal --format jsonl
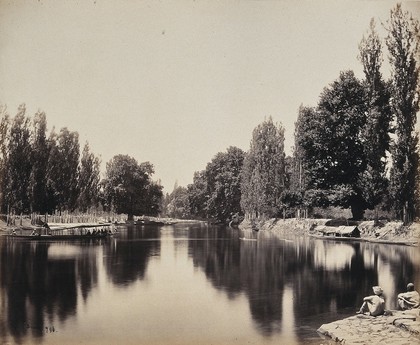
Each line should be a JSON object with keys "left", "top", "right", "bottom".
{"left": 0, "top": 223, "right": 419, "bottom": 344}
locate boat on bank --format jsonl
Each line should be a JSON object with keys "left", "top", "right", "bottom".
{"left": 6, "top": 222, "right": 117, "bottom": 240}
{"left": 308, "top": 233, "right": 417, "bottom": 246}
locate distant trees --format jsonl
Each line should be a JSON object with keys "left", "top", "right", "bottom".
{"left": 205, "top": 146, "right": 245, "bottom": 222}
{"left": 187, "top": 171, "right": 208, "bottom": 219}
{"left": 241, "top": 117, "right": 286, "bottom": 219}
{"left": 164, "top": 185, "right": 191, "bottom": 219}
{"left": 0, "top": 105, "right": 162, "bottom": 217}
{"left": 186, "top": 146, "right": 244, "bottom": 223}
{"left": 385, "top": 4, "right": 419, "bottom": 223}
{"left": 102, "top": 155, "right": 163, "bottom": 220}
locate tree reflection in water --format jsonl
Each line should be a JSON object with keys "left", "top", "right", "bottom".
{"left": 188, "top": 228, "right": 419, "bottom": 342}
{"left": 0, "top": 224, "right": 418, "bottom": 345}
{"left": 0, "top": 239, "right": 97, "bottom": 342}
{"left": 102, "top": 225, "right": 161, "bottom": 285}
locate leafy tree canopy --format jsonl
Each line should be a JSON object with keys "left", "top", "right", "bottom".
{"left": 102, "top": 154, "right": 162, "bottom": 220}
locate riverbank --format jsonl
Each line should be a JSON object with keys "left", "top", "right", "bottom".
{"left": 0, "top": 217, "right": 206, "bottom": 235}
{"left": 239, "top": 218, "right": 420, "bottom": 246}
{"left": 318, "top": 309, "right": 420, "bottom": 344}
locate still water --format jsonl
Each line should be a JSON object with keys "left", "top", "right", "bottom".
{"left": 0, "top": 223, "right": 419, "bottom": 345}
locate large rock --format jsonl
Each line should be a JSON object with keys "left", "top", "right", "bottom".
{"left": 317, "top": 311, "right": 420, "bottom": 345}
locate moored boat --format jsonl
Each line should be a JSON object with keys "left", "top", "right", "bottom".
{"left": 6, "top": 222, "right": 117, "bottom": 240}
{"left": 308, "top": 233, "right": 417, "bottom": 246}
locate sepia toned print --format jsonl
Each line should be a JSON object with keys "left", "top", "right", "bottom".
{"left": 0, "top": 1, "right": 419, "bottom": 344}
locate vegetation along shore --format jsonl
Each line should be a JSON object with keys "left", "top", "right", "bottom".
{"left": 239, "top": 217, "right": 420, "bottom": 246}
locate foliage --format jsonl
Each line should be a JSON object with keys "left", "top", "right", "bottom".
{"left": 205, "top": 146, "right": 245, "bottom": 222}
{"left": 102, "top": 155, "right": 162, "bottom": 220}
{"left": 187, "top": 171, "right": 208, "bottom": 219}
{"left": 385, "top": 4, "right": 420, "bottom": 223}
{"left": 46, "top": 127, "right": 80, "bottom": 212}
{"left": 187, "top": 146, "right": 244, "bottom": 223}
{"left": 358, "top": 18, "right": 392, "bottom": 213}
{"left": 291, "top": 106, "right": 315, "bottom": 210}
{"left": 296, "top": 71, "right": 368, "bottom": 219}
{"left": 241, "top": 117, "right": 286, "bottom": 218}
{"left": 143, "top": 181, "right": 164, "bottom": 217}
{"left": 3, "top": 104, "right": 32, "bottom": 213}
{"left": 165, "top": 186, "right": 191, "bottom": 219}
{"left": 0, "top": 106, "right": 10, "bottom": 212}
{"left": 416, "top": 138, "right": 420, "bottom": 219}
{"left": 0, "top": 105, "right": 163, "bottom": 216}
{"left": 29, "top": 111, "right": 50, "bottom": 213}
{"left": 77, "top": 142, "right": 101, "bottom": 212}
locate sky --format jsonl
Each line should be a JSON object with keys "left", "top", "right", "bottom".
{"left": 0, "top": 0, "right": 419, "bottom": 193}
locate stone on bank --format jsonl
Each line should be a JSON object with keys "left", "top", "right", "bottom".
{"left": 317, "top": 309, "right": 420, "bottom": 344}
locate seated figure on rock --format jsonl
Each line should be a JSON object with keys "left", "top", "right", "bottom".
{"left": 357, "top": 286, "right": 385, "bottom": 316}
{"left": 397, "top": 283, "right": 420, "bottom": 310}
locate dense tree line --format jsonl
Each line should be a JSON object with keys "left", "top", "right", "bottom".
{"left": 162, "top": 118, "right": 288, "bottom": 223}
{"left": 292, "top": 4, "right": 419, "bottom": 222}
{"left": 163, "top": 146, "right": 245, "bottom": 223}
{"left": 167, "top": 4, "right": 419, "bottom": 224}
{"left": 0, "top": 105, "right": 162, "bottom": 217}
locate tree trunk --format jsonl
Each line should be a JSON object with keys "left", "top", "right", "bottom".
{"left": 373, "top": 206, "right": 379, "bottom": 226}
{"left": 350, "top": 203, "right": 364, "bottom": 220}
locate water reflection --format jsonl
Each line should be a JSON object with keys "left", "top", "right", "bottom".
{"left": 103, "top": 225, "right": 160, "bottom": 286}
{"left": 0, "top": 224, "right": 418, "bottom": 345}
{"left": 188, "top": 229, "right": 420, "bottom": 342}
{"left": 0, "top": 238, "right": 101, "bottom": 343}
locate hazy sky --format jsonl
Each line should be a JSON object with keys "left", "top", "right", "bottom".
{"left": 1, "top": 0, "right": 419, "bottom": 193}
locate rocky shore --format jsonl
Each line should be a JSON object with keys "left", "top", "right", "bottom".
{"left": 239, "top": 218, "right": 420, "bottom": 245}
{"left": 318, "top": 309, "right": 420, "bottom": 345}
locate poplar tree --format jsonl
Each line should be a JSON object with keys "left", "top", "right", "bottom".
{"left": 77, "top": 142, "right": 101, "bottom": 212}
{"left": 4, "top": 104, "right": 32, "bottom": 213}
{"left": 47, "top": 127, "right": 80, "bottom": 212}
{"left": 292, "top": 105, "right": 317, "bottom": 216}
{"left": 358, "top": 19, "right": 392, "bottom": 222}
{"left": 0, "top": 106, "right": 10, "bottom": 212}
{"left": 385, "top": 4, "right": 419, "bottom": 223}
{"left": 29, "top": 111, "right": 50, "bottom": 213}
{"left": 240, "top": 117, "right": 286, "bottom": 219}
